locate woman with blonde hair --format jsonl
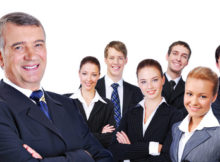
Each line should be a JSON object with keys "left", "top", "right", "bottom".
{"left": 170, "top": 66, "right": 220, "bottom": 162}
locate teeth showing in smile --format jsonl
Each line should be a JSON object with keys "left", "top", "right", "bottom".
{"left": 112, "top": 66, "right": 120, "bottom": 70}
{"left": 23, "top": 65, "right": 38, "bottom": 70}
{"left": 147, "top": 90, "right": 155, "bottom": 95}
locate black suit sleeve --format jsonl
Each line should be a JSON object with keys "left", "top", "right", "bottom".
{"left": 0, "top": 101, "right": 112, "bottom": 162}
{"left": 109, "top": 112, "right": 150, "bottom": 161}
{"left": 92, "top": 101, "right": 116, "bottom": 148}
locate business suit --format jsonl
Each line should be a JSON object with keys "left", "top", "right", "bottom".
{"left": 212, "top": 77, "right": 220, "bottom": 120}
{"left": 0, "top": 80, "right": 113, "bottom": 162}
{"left": 109, "top": 102, "right": 181, "bottom": 162}
{"left": 162, "top": 75, "right": 187, "bottom": 116}
{"left": 65, "top": 93, "right": 115, "bottom": 148}
{"left": 96, "top": 77, "right": 143, "bottom": 116}
{"left": 170, "top": 121, "right": 220, "bottom": 162}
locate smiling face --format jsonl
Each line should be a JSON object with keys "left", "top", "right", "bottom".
{"left": 79, "top": 62, "right": 100, "bottom": 92}
{"left": 166, "top": 45, "right": 190, "bottom": 77}
{"left": 0, "top": 23, "right": 47, "bottom": 90}
{"left": 105, "top": 47, "right": 127, "bottom": 82}
{"left": 184, "top": 78, "right": 217, "bottom": 121}
{"left": 138, "top": 66, "right": 164, "bottom": 101}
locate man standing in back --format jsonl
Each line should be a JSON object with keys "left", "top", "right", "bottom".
{"left": 162, "top": 41, "right": 191, "bottom": 116}
{"left": 96, "top": 41, "right": 143, "bottom": 127}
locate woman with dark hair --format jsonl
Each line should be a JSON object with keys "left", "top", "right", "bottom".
{"left": 109, "top": 59, "right": 181, "bottom": 162}
{"left": 66, "top": 56, "right": 115, "bottom": 148}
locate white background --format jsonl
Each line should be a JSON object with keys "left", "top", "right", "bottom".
{"left": 0, "top": 0, "right": 220, "bottom": 94}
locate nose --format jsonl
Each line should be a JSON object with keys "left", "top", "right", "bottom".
{"left": 24, "top": 46, "right": 35, "bottom": 60}
{"left": 176, "top": 54, "right": 181, "bottom": 61}
{"left": 113, "top": 58, "right": 119, "bottom": 64}
{"left": 86, "top": 74, "right": 92, "bottom": 81}
{"left": 191, "top": 96, "right": 199, "bottom": 106}
{"left": 147, "top": 81, "right": 153, "bottom": 89}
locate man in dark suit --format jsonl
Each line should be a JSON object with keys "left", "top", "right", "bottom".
{"left": 0, "top": 12, "right": 112, "bottom": 162}
{"left": 212, "top": 45, "right": 220, "bottom": 120}
{"left": 162, "top": 41, "right": 191, "bottom": 116}
{"left": 96, "top": 41, "right": 143, "bottom": 125}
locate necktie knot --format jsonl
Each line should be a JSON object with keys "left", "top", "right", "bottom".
{"left": 169, "top": 80, "right": 176, "bottom": 90}
{"left": 30, "top": 90, "right": 51, "bottom": 120}
{"left": 30, "top": 90, "right": 44, "bottom": 103}
{"left": 111, "top": 83, "right": 119, "bottom": 89}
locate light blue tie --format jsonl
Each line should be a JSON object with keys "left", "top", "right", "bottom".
{"left": 111, "top": 83, "right": 121, "bottom": 127}
{"left": 30, "top": 90, "right": 51, "bottom": 120}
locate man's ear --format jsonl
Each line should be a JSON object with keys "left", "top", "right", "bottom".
{"left": 0, "top": 51, "right": 4, "bottom": 69}
{"left": 125, "top": 57, "right": 128, "bottom": 65}
{"left": 166, "top": 53, "right": 169, "bottom": 61}
{"left": 216, "top": 62, "right": 220, "bottom": 71}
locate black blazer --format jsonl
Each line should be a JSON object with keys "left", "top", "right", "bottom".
{"left": 0, "top": 80, "right": 112, "bottom": 162}
{"left": 65, "top": 93, "right": 115, "bottom": 148}
{"left": 212, "top": 77, "right": 220, "bottom": 120}
{"left": 96, "top": 77, "right": 143, "bottom": 115}
{"left": 162, "top": 75, "right": 187, "bottom": 116}
{"left": 109, "top": 102, "right": 181, "bottom": 162}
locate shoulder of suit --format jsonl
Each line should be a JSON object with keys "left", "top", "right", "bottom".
{"left": 123, "top": 80, "right": 140, "bottom": 90}
{"left": 63, "top": 93, "right": 73, "bottom": 97}
{"left": 45, "top": 91, "right": 73, "bottom": 102}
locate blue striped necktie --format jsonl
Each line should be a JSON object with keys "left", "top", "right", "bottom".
{"left": 30, "top": 90, "right": 51, "bottom": 120}
{"left": 111, "top": 83, "right": 121, "bottom": 127}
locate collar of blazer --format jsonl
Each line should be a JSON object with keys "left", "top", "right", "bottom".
{"left": 0, "top": 80, "right": 67, "bottom": 145}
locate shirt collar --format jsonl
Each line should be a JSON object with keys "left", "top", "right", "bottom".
{"left": 70, "top": 88, "right": 107, "bottom": 104}
{"left": 138, "top": 97, "right": 166, "bottom": 109}
{"left": 3, "top": 76, "right": 42, "bottom": 98}
{"left": 165, "top": 72, "right": 181, "bottom": 85}
{"left": 179, "top": 108, "right": 220, "bottom": 133}
{"left": 105, "top": 75, "right": 123, "bottom": 88}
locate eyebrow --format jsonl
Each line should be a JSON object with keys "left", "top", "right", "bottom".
{"left": 11, "top": 41, "right": 24, "bottom": 47}
{"left": 11, "top": 39, "right": 45, "bottom": 48}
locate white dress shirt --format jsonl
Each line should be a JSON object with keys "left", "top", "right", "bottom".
{"left": 70, "top": 88, "right": 107, "bottom": 120}
{"left": 3, "top": 76, "right": 45, "bottom": 104}
{"left": 165, "top": 72, "right": 181, "bottom": 89}
{"left": 124, "top": 98, "right": 166, "bottom": 162}
{"left": 178, "top": 108, "right": 220, "bottom": 162}
{"left": 104, "top": 75, "right": 123, "bottom": 115}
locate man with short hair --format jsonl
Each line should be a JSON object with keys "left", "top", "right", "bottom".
{"left": 212, "top": 45, "right": 220, "bottom": 119}
{"left": 0, "top": 12, "right": 112, "bottom": 162}
{"left": 162, "top": 41, "right": 191, "bottom": 116}
{"left": 96, "top": 41, "right": 143, "bottom": 127}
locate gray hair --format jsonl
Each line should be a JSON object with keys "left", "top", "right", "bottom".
{"left": 0, "top": 12, "right": 46, "bottom": 53}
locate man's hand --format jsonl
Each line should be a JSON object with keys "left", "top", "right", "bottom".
{"left": 116, "top": 131, "right": 131, "bottom": 144}
{"left": 23, "top": 144, "right": 42, "bottom": 159}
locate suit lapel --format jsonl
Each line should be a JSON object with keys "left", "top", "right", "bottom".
{"left": 122, "top": 81, "right": 132, "bottom": 115}
{"left": 96, "top": 77, "right": 106, "bottom": 97}
{"left": 181, "top": 129, "right": 210, "bottom": 161}
{"left": 170, "top": 77, "right": 185, "bottom": 103}
{"left": 172, "top": 126, "right": 183, "bottom": 162}
{"left": 143, "top": 103, "right": 169, "bottom": 139}
{"left": 0, "top": 81, "right": 67, "bottom": 145}
{"left": 74, "top": 99, "right": 87, "bottom": 121}
{"left": 131, "top": 106, "right": 144, "bottom": 140}
{"left": 89, "top": 101, "right": 103, "bottom": 120}
{"left": 162, "top": 75, "right": 172, "bottom": 99}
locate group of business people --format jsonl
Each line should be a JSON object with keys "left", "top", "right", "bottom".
{"left": 0, "top": 11, "right": 220, "bottom": 162}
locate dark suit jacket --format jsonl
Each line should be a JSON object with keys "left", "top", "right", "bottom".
{"left": 96, "top": 77, "right": 143, "bottom": 116}
{"left": 109, "top": 102, "right": 182, "bottom": 162}
{"left": 212, "top": 77, "right": 220, "bottom": 120}
{"left": 0, "top": 80, "right": 113, "bottom": 162}
{"left": 65, "top": 93, "right": 115, "bottom": 148}
{"left": 162, "top": 75, "right": 187, "bottom": 116}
